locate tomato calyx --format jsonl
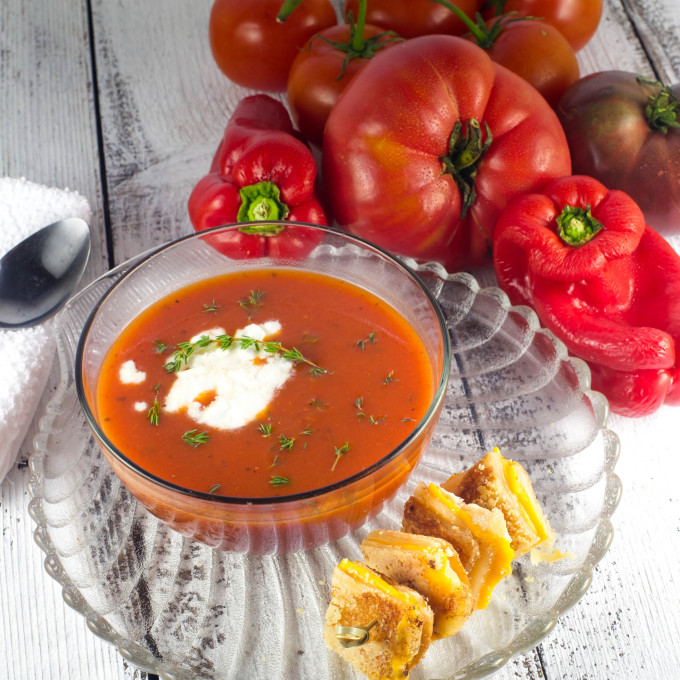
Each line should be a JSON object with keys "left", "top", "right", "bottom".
{"left": 311, "top": 0, "right": 402, "bottom": 80}
{"left": 556, "top": 204, "right": 604, "bottom": 246}
{"left": 638, "top": 78, "right": 680, "bottom": 134}
{"left": 237, "top": 181, "right": 290, "bottom": 223}
{"left": 440, "top": 119, "right": 493, "bottom": 218}
{"left": 430, "top": 0, "right": 534, "bottom": 48}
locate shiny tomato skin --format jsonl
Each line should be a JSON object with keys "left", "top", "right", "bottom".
{"left": 287, "top": 24, "right": 398, "bottom": 147}
{"left": 483, "top": 0, "right": 602, "bottom": 51}
{"left": 557, "top": 71, "right": 680, "bottom": 235}
{"left": 469, "top": 18, "right": 579, "bottom": 108}
{"left": 323, "top": 36, "right": 572, "bottom": 271}
{"left": 209, "top": 0, "right": 337, "bottom": 92}
{"left": 344, "top": 0, "right": 481, "bottom": 38}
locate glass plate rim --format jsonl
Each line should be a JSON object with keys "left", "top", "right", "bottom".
{"left": 26, "top": 249, "right": 622, "bottom": 680}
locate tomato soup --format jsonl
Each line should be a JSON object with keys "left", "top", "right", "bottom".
{"left": 95, "top": 268, "right": 436, "bottom": 498}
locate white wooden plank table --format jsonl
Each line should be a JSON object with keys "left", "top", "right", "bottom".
{"left": 1, "top": 0, "right": 679, "bottom": 678}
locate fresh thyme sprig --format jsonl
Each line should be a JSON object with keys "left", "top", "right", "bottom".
{"left": 239, "top": 289, "right": 264, "bottom": 311}
{"left": 331, "top": 442, "right": 350, "bottom": 472}
{"left": 356, "top": 332, "right": 376, "bottom": 350}
{"left": 153, "top": 340, "right": 166, "bottom": 354}
{"left": 147, "top": 384, "right": 161, "bottom": 426}
{"left": 383, "top": 371, "right": 398, "bottom": 385}
{"left": 270, "top": 475, "right": 290, "bottom": 487}
{"left": 163, "top": 334, "right": 328, "bottom": 376}
{"left": 258, "top": 422, "right": 273, "bottom": 437}
{"left": 203, "top": 299, "right": 221, "bottom": 313}
{"left": 182, "top": 429, "right": 210, "bottom": 447}
{"left": 277, "top": 434, "right": 295, "bottom": 452}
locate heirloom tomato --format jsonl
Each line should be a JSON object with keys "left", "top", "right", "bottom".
{"left": 209, "top": 0, "right": 337, "bottom": 92}
{"left": 557, "top": 71, "right": 680, "bottom": 235}
{"left": 344, "top": 0, "right": 481, "bottom": 39}
{"left": 287, "top": 18, "right": 400, "bottom": 147}
{"left": 482, "top": 0, "right": 602, "bottom": 51}
{"left": 323, "top": 36, "right": 572, "bottom": 271}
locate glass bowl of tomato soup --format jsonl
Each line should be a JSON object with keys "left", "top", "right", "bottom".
{"left": 76, "top": 222, "right": 450, "bottom": 554}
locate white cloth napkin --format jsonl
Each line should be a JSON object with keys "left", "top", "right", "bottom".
{"left": 0, "top": 177, "right": 91, "bottom": 483}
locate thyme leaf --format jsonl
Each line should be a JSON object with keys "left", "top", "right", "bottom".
{"left": 182, "top": 429, "right": 210, "bottom": 447}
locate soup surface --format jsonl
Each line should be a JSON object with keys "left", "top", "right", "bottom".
{"left": 95, "top": 268, "right": 435, "bottom": 497}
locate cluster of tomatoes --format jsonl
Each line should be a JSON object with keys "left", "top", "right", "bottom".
{"left": 207, "top": 0, "right": 680, "bottom": 264}
{"left": 209, "top": 0, "right": 601, "bottom": 139}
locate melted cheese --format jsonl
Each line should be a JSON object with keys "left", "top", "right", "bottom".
{"left": 502, "top": 455, "right": 552, "bottom": 544}
{"left": 427, "top": 483, "right": 513, "bottom": 609}
{"left": 338, "top": 559, "right": 420, "bottom": 608}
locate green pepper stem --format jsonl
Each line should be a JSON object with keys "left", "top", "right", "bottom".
{"left": 556, "top": 204, "right": 604, "bottom": 246}
{"left": 237, "top": 181, "right": 290, "bottom": 223}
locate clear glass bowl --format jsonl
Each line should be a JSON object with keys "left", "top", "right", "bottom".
{"left": 27, "top": 252, "right": 621, "bottom": 680}
{"left": 74, "top": 224, "right": 451, "bottom": 554}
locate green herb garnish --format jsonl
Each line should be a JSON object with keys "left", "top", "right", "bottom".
{"left": 153, "top": 340, "right": 166, "bottom": 354}
{"left": 331, "top": 442, "right": 350, "bottom": 472}
{"left": 203, "top": 300, "right": 221, "bottom": 313}
{"left": 356, "top": 332, "right": 376, "bottom": 350}
{"left": 182, "top": 429, "right": 210, "bottom": 447}
{"left": 269, "top": 475, "right": 291, "bottom": 487}
{"left": 383, "top": 371, "right": 398, "bottom": 385}
{"left": 163, "top": 334, "right": 327, "bottom": 376}
{"left": 258, "top": 422, "right": 273, "bottom": 437}
{"left": 239, "top": 289, "right": 265, "bottom": 311}
{"left": 209, "top": 483, "right": 221, "bottom": 494}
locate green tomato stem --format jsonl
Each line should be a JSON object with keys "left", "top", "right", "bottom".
{"left": 276, "top": 0, "right": 306, "bottom": 22}
{"left": 638, "top": 78, "right": 680, "bottom": 134}
{"left": 440, "top": 119, "right": 493, "bottom": 218}
{"left": 351, "top": 0, "right": 368, "bottom": 52}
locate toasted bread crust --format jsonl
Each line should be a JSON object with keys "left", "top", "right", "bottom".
{"left": 324, "top": 562, "right": 434, "bottom": 680}
{"left": 443, "top": 449, "right": 553, "bottom": 557}
{"left": 402, "top": 484, "right": 480, "bottom": 572}
{"left": 361, "top": 530, "right": 474, "bottom": 639}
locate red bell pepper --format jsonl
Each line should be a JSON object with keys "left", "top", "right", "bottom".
{"left": 492, "top": 175, "right": 680, "bottom": 417}
{"left": 188, "top": 94, "right": 328, "bottom": 258}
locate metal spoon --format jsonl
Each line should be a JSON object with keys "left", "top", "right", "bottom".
{"left": 0, "top": 217, "right": 91, "bottom": 328}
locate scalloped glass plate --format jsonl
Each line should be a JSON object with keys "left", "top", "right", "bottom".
{"left": 27, "top": 254, "right": 621, "bottom": 680}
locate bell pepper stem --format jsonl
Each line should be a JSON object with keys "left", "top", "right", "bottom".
{"left": 556, "top": 204, "right": 604, "bottom": 246}
{"left": 237, "top": 181, "right": 290, "bottom": 223}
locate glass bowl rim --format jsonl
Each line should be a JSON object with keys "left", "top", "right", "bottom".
{"left": 74, "top": 221, "right": 452, "bottom": 507}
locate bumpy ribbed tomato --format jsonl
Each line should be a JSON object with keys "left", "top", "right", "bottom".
{"left": 323, "top": 36, "right": 572, "bottom": 271}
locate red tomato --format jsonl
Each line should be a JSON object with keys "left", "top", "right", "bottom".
{"left": 209, "top": 0, "right": 337, "bottom": 92}
{"left": 482, "top": 0, "right": 602, "bottom": 51}
{"left": 557, "top": 71, "right": 680, "bottom": 236}
{"left": 466, "top": 17, "right": 579, "bottom": 108}
{"left": 345, "top": 0, "right": 481, "bottom": 38}
{"left": 287, "top": 23, "right": 400, "bottom": 147}
{"left": 323, "top": 36, "right": 572, "bottom": 272}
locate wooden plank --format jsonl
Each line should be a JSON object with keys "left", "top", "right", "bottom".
{"left": 0, "top": 0, "right": 141, "bottom": 678}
